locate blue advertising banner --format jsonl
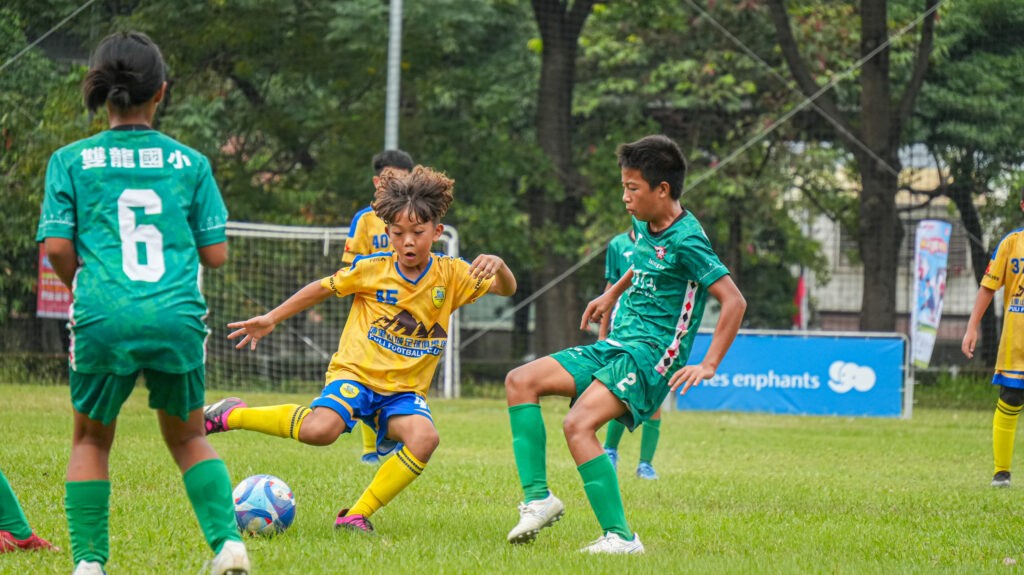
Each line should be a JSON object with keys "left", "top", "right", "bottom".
{"left": 677, "top": 331, "right": 908, "bottom": 418}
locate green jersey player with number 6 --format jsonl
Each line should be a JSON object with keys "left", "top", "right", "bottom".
{"left": 36, "top": 31, "right": 248, "bottom": 575}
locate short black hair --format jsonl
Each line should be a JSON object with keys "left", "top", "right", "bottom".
{"left": 616, "top": 135, "right": 687, "bottom": 200}
{"left": 82, "top": 31, "right": 167, "bottom": 113}
{"left": 372, "top": 149, "right": 415, "bottom": 175}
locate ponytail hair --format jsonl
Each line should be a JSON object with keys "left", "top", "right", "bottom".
{"left": 82, "top": 31, "right": 167, "bottom": 113}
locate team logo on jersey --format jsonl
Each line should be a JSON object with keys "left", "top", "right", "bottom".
{"left": 340, "top": 383, "right": 360, "bottom": 398}
{"left": 654, "top": 246, "right": 667, "bottom": 260}
{"left": 431, "top": 287, "right": 446, "bottom": 308}
{"left": 368, "top": 310, "right": 448, "bottom": 358}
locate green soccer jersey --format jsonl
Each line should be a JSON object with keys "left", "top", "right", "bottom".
{"left": 36, "top": 127, "right": 228, "bottom": 374}
{"left": 604, "top": 230, "right": 635, "bottom": 285}
{"left": 610, "top": 212, "right": 729, "bottom": 378}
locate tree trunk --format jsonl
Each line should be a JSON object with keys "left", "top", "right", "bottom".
{"left": 527, "top": 1, "right": 594, "bottom": 354}
{"left": 856, "top": 158, "right": 902, "bottom": 331}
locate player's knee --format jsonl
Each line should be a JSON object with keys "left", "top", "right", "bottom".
{"left": 561, "top": 410, "right": 594, "bottom": 442}
{"left": 405, "top": 428, "right": 440, "bottom": 460}
{"left": 1000, "top": 386, "right": 1024, "bottom": 407}
{"left": 505, "top": 365, "right": 535, "bottom": 397}
{"left": 297, "top": 418, "right": 340, "bottom": 446}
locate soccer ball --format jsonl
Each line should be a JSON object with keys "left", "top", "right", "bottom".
{"left": 233, "top": 474, "right": 296, "bottom": 536}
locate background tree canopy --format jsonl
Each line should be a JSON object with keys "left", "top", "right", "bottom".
{"left": 2, "top": 0, "right": 1022, "bottom": 356}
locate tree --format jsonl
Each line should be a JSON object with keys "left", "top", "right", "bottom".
{"left": 910, "top": 0, "right": 1024, "bottom": 363}
{"left": 767, "top": 0, "right": 939, "bottom": 331}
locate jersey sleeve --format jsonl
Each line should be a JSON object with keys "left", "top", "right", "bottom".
{"left": 36, "top": 153, "right": 77, "bottom": 241}
{"left": 188, "top": 155, "right": 229, "bottom": 247}
{"left": 981, "top": 234, "right": 1013, "bottom": 291}
{"left": 343, "top": 207, "right": 374, "bottom": 265}
{"left": 321, "top": 256, "right": 375, "bottom": 298}
{"left": 604, "top": 237, "right": 621, "bottom": 284}
{"left": 679, "top": 234, "right": 729, "bottom": 287}
{"left": 449, "top": 257, "right": 495, "bottom": 309}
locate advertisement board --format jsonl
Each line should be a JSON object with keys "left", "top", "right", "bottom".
{"left": 677, "top": 331, "right": 909, "bottom": 418}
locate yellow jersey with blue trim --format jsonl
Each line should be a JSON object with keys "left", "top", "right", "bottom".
{"left": 320, "top": 252, "right": 492, "bottom": 394}
{"left": 981, "top": 227, "right": 1024, "bottom": 372}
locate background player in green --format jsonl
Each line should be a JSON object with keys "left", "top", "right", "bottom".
{"left": 962, "top": 187, "right": 1024, "bottom": 488}
{"left": 0, "top": 468, "right": 57, "bottom": 553}
{"left": 343, "top": 148, "right": 415, "bottom": 465}
{"left": 504, "top": 134, "right": 746, "bottom": 554}
{"left": 35, "top": 31, "right": 249, "bottom": 575}
{"left": 598, "top": 228, "right": 664, "bottom": 481}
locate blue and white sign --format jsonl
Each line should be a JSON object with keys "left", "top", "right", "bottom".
{"left": 677, "top": 331, "right": 909, "bottom": 418}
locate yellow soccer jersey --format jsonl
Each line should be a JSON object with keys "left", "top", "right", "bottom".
{"left": 981, "top": 227, "right": 1024, "bottom": 372}
{"left": 342, "top": 205, "right": 390, "bottom": 266}
{"left": 321, "top": 252, "right": 493, "bottom": 394}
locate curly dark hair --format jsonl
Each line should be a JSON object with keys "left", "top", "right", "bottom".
{"left": 373, "top": 165, "right": 455, "bottom": 225}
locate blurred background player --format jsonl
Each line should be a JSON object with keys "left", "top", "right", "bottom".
{"left": 962, "top": 187, "right": 1024, "bottom": 488}
{"left": 0, "top": 468, "right": 57, "bottom": 553}
{"left": 36, "top": 31, "right": 249, "bottom": 575}
{"left": 205, "top": 166, "right": 516, "bottom": 534}
{"left": 598, "top": 228, "right": 663, "bottom": 481}
{"left": 343, "top": 149, "right": 415, "bottom": 465}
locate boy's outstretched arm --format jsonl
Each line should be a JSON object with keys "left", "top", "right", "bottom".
{"left": 228, "top": 279, "right": 333, "bottom": 350}
{"left": 669, "top": 275, "right": 746, "bottom": 395}
{"left": 962, "top": 285, "right": 995, "bottom": 359}
{"left": 470, "top": 254, "right": 517, "bottom": 296}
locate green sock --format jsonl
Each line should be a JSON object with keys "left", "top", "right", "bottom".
{"left": 508, "top": 404, "right": 548, "bottom": 502}
{"left": 183, "top": 459, "right": 242, "bottom": 553}
{"left": 639, "top": 418, "right": 661, "bottom": 464}
{"left": 578, "top": 454, "right": 631, "bottom": 540}
{"left": 0, "top": 470, "right": 32, "bottom": 539}
{"left": 603, "top": 419, "right": 626, "bottom": 451}
{"left": 66, "top": 480, "right": 111, "bottom": 565}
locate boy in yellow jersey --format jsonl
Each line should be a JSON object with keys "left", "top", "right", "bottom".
{"left": 205, "top": 166, "right": 516, "bottom": 533}
{"left": 962, "top": 188, "right": 1024, "bottom": 488}
{"left": 343, "top": 149, "right": 415, "bottom": 465}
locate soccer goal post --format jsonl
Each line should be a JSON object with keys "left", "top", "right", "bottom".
{"left": 202, "top": 221, "right": 461, "bottom": 398}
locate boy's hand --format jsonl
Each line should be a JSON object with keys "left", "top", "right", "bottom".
{"left": 227, "top": 315, "right": 277, "bottom": 350}
{"left": 961, "top": 329, "right": 978, "bottom": 359}
{"left": 580, "top": 292, "right": 616, "bottom": 330}
{"left": 468, "top": 254, "right": 505, "bottom": 279}
{"left": 669, "top": 362, "right": 716, "bottom": 396}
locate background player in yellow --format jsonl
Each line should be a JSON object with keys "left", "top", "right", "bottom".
{"left": 962, "top": 187, "right": 1024, "bottom": 488}
{"left": 343, "top": 149, "right": 416, "bottom": 465}
{"left": 205, "top": 166, "right": 516, "bottom": 534}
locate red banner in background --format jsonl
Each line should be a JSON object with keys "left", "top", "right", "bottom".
{"left": 37, "top": 245, "right": 71, "bottom": 319}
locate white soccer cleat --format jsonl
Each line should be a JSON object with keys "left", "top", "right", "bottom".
{"left": 72, "top": 561, "right": 105, "bottom": 575}
{"left": 208, "top": 540, "right": 250, "bottom": 575}
{"left": 506, "top": 492, "right": 565, "bottom": 544}
{"left": 581, "top": 531, "right": 645, "bottom": 554}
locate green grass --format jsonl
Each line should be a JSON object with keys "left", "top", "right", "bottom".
{"left": 1, "top": 379, "right": 1021, "bottom": 574}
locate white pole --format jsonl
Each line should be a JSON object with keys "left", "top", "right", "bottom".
{"left": 384, "top": 0, "right": 403, "bottom": 150}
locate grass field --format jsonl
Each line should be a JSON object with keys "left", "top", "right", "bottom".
{"left": 1, "top": 377, "right": 1022, "bottom": 574}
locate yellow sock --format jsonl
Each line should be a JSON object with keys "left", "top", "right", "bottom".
{"left": 994, "top": 399, "right": 1021, "bottom": 474}
{"left": 227, "top": 404, "right": 310, "bottom": 440}
{"left": 348, "top": 446, "right": 426, "bottom": 517}
{"left": 360, "top": 422, "right": 378, "bottom": 455}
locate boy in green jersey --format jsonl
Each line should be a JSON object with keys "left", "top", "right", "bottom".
{"left": 598, "top": 229, "right": 664, "bottom": 481}
{"left": 504, "top": 135, "right": 747, "bottom": 554}
{"left": 36, "top": 31, "right": 248, "bottom": 575}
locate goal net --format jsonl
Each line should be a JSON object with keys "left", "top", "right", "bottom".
{"left": 202, "top": 221, "right": 461, "bottom": 398}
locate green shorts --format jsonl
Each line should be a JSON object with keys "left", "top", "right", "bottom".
{"left": 551, "top": 339, "right": 670, "bottom": 431}
{"left": 69, "top": 367, "right": 206, "bottom": 425}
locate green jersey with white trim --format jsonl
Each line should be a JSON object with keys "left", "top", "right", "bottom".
{"left": 36, "top": 128, "right": 228, "bottom": 374}
{"left": 609, "top": 211, "right": 729, "bottom": 378}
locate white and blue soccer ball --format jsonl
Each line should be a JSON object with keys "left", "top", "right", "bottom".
{"left": 233, "top": 474, "right": 296, "bottom": 536}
